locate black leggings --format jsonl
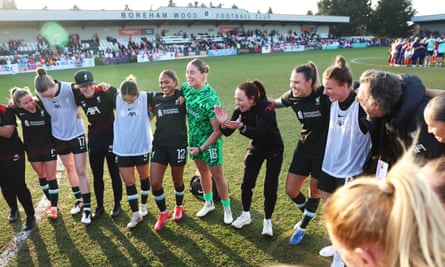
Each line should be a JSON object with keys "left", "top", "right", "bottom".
{"left": 241, "top": 148, "right": 283, "bottom": 219}
{"left": 0, "top": 156, "right": 34, "bottom": 217}
{"left": 88, "top": 135, "right": 123, "bottom": 208}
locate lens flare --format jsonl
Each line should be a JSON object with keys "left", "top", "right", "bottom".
{"left": 40, "top": 22, "right": 69, "bottom": 46}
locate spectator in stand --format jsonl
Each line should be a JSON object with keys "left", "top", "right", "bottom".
{"left": 73, "top": 70, "right": 123, "bottom": 219}
{"left": 93, "top": 33, "right": 99, "bottom": 44}
{"left": 9, "top": 87, "right": 59, "bottom": 220}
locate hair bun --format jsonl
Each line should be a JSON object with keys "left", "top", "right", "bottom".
{"left": 37, "top": 68, "right": 47, "bottom": 76}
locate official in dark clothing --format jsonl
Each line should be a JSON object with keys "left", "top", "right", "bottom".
{"left": 216, "top": 80, "right": 283, "bottom": 237}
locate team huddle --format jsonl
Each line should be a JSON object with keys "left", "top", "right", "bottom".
{"left": 1, "top": 56, "right": 445, "bottom": 267}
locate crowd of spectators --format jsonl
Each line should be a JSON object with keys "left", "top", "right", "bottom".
{"left": 0, "top": 28, "right": 385, "bottom": 67}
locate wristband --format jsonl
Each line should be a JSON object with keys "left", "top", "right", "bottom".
{"left": 240, "top": 124, "right": 247, "bottom": 133}
{"left": 198, "top": 147, "right": 203, "bottom": 154}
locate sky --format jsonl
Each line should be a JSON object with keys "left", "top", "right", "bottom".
{"left": 13, "top": 0, "right": 442, "bottom": 16}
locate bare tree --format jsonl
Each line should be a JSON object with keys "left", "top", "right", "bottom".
{"left": 71, "top": 4, "right": 81, "bottom": 10}
{"left": 2, "top": 0, "right": 17, "bottom": 9}
{"left": 168, "top": 0, "right": 176, "bottom": 7}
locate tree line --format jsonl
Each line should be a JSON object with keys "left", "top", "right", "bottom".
{"left": 2, "top": 0, "right": 417, "bottom": 38}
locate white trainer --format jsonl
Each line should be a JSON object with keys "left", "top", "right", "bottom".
{"left": 330, "top": 251, "right": 345, "bottom": 267}
{"left": 81, "top": 211, "right": 91, "bottom": 224}
{"left": 261, "top": 218, "right": 273, "bottom": 236}
{"left": 140, "top": 204, "right": 148, "bottom": 217}
{"left": 70, "top": 201, "right": 83, "bottom": 215}
{"left": 127, "top": 211, "right": 143, "bottom": 228}
{"left": 319, "top": 245, "right": 335, "bottom": 257}
{"left": 223, "top": 208, "right": 233, "bottom": 224}
{"left": 196, "top": 201, "right": 215, "bottom": 217}
{"left": 231, "top": 212, "right": 252, "bottom": 229}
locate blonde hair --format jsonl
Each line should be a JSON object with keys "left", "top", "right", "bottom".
{"left": 323, "top": 153, "right": 445, "bottom": 267}
{"left": 119, "top": 74, "right": 139, "bottom": 96}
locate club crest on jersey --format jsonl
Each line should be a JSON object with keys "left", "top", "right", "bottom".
{"left": 297, "top": 110, "right": 304, "bottom": 120}
{"left": 413, "top": 143, "right": 427, "bottom": 154}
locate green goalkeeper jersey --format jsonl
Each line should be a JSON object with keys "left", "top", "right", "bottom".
{"left": 180, "top": 81, "right": 223, "bottom": 165}
{"left": 180, "top": 81, "right": 221, "bottom": 145}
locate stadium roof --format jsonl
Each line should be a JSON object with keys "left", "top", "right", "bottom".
{"left": 412, "top": 14, "right": 445, "bottom": 23}
{"left": 0, "top": 7, "right": 349, "bottom": 24}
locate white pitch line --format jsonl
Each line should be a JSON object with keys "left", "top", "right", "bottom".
{"left": 350, "top": 56, "right": 388, "bottom": 67}
{"left": 0, "top": 160, "right": 65, "bottom": 267}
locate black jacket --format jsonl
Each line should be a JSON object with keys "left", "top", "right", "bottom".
{"left": 378, "top": 74, "right": 445, "bottom": 165}
{"left": 221, "top": 99, "right": 283, "bottom": 153}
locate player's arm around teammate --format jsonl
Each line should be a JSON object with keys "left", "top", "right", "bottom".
{"left": 34, "top": 68, "right": 92, "bottom": 224}
{"left": 149, "top": 69, "right": 188, "bottom": 231}
{"left": 268, "top": 62, "right": 329, "bottom": 245}
{"left": 10, "top": 87, "right": 59, "bottom": 220}
{"left": 0, "top": 103, "right": 36, "bottom": 230}
{"left": 112, "top": 75, "right": 153, "bottom": 229}
{"left": 73, "top": 70, "right": 123, "bottom": 220}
